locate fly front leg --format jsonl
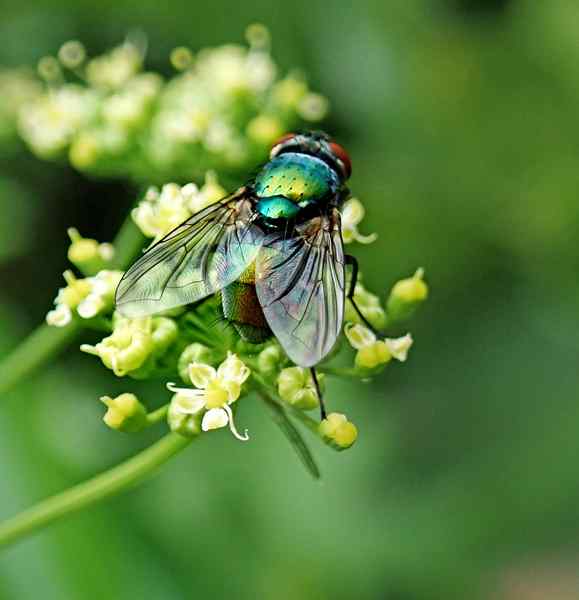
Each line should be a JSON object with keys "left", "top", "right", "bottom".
{"left": 345, "top": 254, "right": 382, "bottom": 336}
{"left": 310, "top": 367, "right": 327, "bottom": 421}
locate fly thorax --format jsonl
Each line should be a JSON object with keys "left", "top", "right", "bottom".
{"left": 254, "top": 152, "right": 340, "bottom": 218}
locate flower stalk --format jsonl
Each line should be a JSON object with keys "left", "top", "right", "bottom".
{"left": 0, "top": 432, "right": 192, "bottom": 550}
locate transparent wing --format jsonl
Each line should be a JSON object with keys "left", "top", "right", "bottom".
{"left": 116, "top": 188, "right": 263, "bottom": 318}
{"left": 255, "top": 208, "right": 345, "bottom": 367}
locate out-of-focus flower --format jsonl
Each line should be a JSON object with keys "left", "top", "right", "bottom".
{"left": 341, "top": 198, "right": 377, "bottom": 244}
{"left": 319, "top": 413, "right": 358, "bottom": 450}
{"left": 277, "top": 367, "right": 323, "bottom": 410}
{"left": 167, "top": 353, "right": 250, "bottom": 440}
{"left": 19, "top": 85, "right": 99, "bottom": 157}
{"left": 58, "top": 40, "right": 86, "bottom": 70}
{"left": 100, "top": 393, "right": 147, "bottom": 432}
{"left": 0, "top": 69, "right": 42, "bottom": 143}
{"left": 386, "top": 268, "right": 428, "bottom": 321}
{"left": 86, "top": 42, "right": 142, "bottom": 90}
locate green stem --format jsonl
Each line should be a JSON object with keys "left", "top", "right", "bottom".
{"left": 0, "top": 432, "right": 192, "bottom": 550}
{"left": 0, "top": 321, "right": 81, "bottom": 396}
{"left": 146, "top": 404, "right": 169, "bottom": 426}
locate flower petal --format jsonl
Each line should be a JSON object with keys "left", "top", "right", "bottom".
{"left": 217, "top": 353, "right": 250, "bottom": 384}
{"left": 344, "top": 322, "right": 376, "bottom": 349}
{"left": 201, "top": 408, "right": 229, "bottom": 431}
{"left": 188, "top": 362, "right": 216, "bottom": 389}
{"left": 385, "top": 334, "right": 413, "bottom": 362}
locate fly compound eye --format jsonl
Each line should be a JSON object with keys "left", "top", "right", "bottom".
{"left": 270, "top": 132, "right": 296, "bottom": 158}
{"left": 328, "top": 141, "right": 352, "bottom": 179}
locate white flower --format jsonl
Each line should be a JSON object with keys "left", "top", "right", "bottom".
{"left": 345, "top": 323, "right": 413, "bottom": 369}
{"left": 132, "top": 183, "right": 192, "bottom": 239}
{"left": 77, "top": 270, "right": 122, "bottom": 319}
{"left": 341, "top": 198, "right": 377, "bottom": 244}
{"left": 167, "top": 353, "right": 251, "bottom": 441}
{"left": 385, "top": 334, "right": 413, "bottom": 362}
{"left": 46, "top": 303, "right": 72, "bottom": 327}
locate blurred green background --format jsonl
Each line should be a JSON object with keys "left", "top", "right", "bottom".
{"left": 2, "top": 1, "right": 579, "bottom": 598}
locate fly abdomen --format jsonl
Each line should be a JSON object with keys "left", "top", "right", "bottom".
{"left": 221, "top": 263, "right": 272, "bottom": 343}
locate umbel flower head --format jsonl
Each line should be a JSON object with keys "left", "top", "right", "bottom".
{"left": 168, "top": 353, "right": 250, "bottom": 441}
{"left": 14, "top": 26, "right": 329, "bottom": 184}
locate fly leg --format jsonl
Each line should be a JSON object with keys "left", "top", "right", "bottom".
{"left": 310, "top": 367, "right": 327, "bottom": 421}
{"left": 345, "top": 254, "right": 381, "bottom": 336}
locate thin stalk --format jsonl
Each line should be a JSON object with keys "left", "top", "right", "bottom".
{"left": 146, "top": 404, "right": 169, "bottom": 426}
{"left": 0, "top": 432, "right": 192, "bottom": 550}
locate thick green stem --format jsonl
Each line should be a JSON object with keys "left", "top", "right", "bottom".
{"left": 0, "top": 432, "right": 193, "bottom": 550}
{"left": 0, "top": 321, "right": 81, "bottom": 396}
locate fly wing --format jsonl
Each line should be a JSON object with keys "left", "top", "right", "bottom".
{"left": 116, "top": 188, "right": 263, "bottom": 317}
{"left": 255, "top": 208, "right": 345, "bottom": 367}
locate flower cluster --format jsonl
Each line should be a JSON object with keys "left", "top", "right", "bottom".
{"left": 43, "top": 178, "right": 426, "bottom": 475}
{"left": 12, "top": 26, "right": 327, "bottom": 184}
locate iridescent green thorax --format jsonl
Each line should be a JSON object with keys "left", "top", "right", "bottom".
{"left": 254, "top": 152, "right": 340, "bottom": 217}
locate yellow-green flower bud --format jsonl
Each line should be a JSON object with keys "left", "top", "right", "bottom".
{"left": 246, "top": 115, "right": 283, "bottom": 146}
{"left": 277, "top": 367, "right": 324, "bottom": 411}
{"left": 170, "top": 46, "right": 194, "bottom": 71}
{"left": 355, "top": 341, "right": 391, "bottom": 370}
{"left": 167, "top": 392, "right": 203, "bottom": 437}
{"left": 387, "top": 268, "right": 428, "bottom": 322}
{"left": 58, "top": 40, "right": 86, "bottom": 69}
{"left": 344, "top": 282, "right": 386, "bottom": 330}
{"left": 257, "top": 344, "right": 284, "bottom": 376}
{"left": 345, "top": 323, "right": 392, "bottom": 370}
{"left": 319, "top": 413, "right": 358, "bottom": 450}
{"left": 178, "top": 343, "right": 217, "bottom": 383}
{"left": 67, "top": 228, "right": 114, "bottom": 276}
{"left": 151, "top": 317, "right": 178, "bottom": 355}
{"left": 58, "top": 270, "right": 92, "bottom": 308}
{"left": 100, "top": 393, "right": 147, "bottom": 432}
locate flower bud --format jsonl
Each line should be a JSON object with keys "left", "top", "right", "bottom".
{"left": 345, "top": 323, "right": 392, "bottom": 370}
{"left": 277, "top": 367, "right": 323, "bottom": 411}
{"left": 387, "top": 268, "right": 428, "bottom": 322}
{"left": 170, "top": 46, "right": 194, "bottom": 71}
{"left": 57, "top": 270, "right": 92, "bottom": 309}
{"left": 319, "top": 413, "right": 358, "bottom": 450}
{"left": 151, "top": 317, "right": 178, "bottom": 355}
{"left": 257, "top": 344, "right": 284, "bottom": 376}
{"left": 100, "top": 393, "right": 147, "bottom": 432}
{"left": 167, "top": 392, "right": 203, "bottom": 437}
{"left": 67, "top": 228, "right": 114, "bottom": 275}
{"left": 246, "top": 115, "right": 283, "bottom": 145}
{"left": 344, "top": 282, "right": 386, "bottom": 330}
{"left": 178, "top": 343, "right": 218, "bottom": 383}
